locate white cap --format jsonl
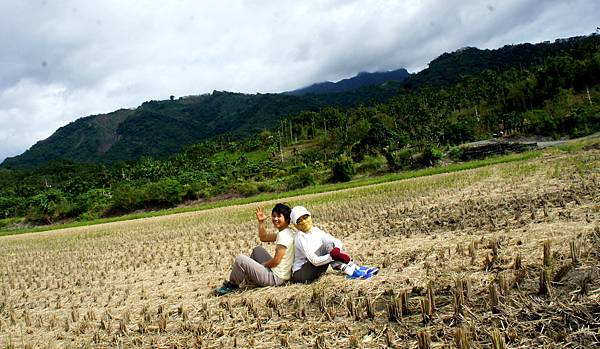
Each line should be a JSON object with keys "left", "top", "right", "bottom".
{"left": 290, "top": 206, "right": 311, "bottom": 224}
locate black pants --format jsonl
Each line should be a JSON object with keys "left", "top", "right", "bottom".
{"left": 292, "top": 242, "right": 334, "bottom": 283}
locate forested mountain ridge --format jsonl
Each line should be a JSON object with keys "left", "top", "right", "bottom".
{"left": 404, "top": 39, "right": 579, "bottom": 88}
{"left": 285, "top": 68, "right": 410, "bottom": 95}
{"left": 1, "top": 83, "right": 404, "bottom": 169}
{"left": 1, "top": 34, "right": 598, "bottom": 169}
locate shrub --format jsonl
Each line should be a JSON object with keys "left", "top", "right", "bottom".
{"left": 143, "top": 178, "right": 184, "bottom": 207}
{"left": 356, "top": 155, "right": 386, "bottom": 174}
{"left": 331, "top": 156, "right": 356, "bottom": 182}
{"left": 565, "top": 106, "right": 600, "bottom": 137}
{"left": 448, "top": 146, "right": 465, "bottom": 161}
{"left": 182, "top": 181, "right": 211, "bottom": 201}
{"left": 444, "top": 119, "right": 476, "bottom": 145}
{"left": 300, "top": 149, "right": 326, "bottom": 163}
{"left": 287, "top": 167, "right": 316, "bottom": 190}
{"left": 524, "top": 109, "right": 557, "bottom": 135}
{"left": 385, "top": 148, "right": 414, "bottom": 171}
{"left": 257, "top": 182, "right": 277, "bottom": 193}
{"left": 421, "top": 145, "right": 443, "bottom": 166}
{"left": 0, "top": 217, "right": 21, "bottom": 229}
{"left": 235, "top": 182, "right": 259, "bottom": 197}
{"left": 110, "top": 178, "right": 184, "bottom": 212}
{"left": 27, "top": 189, "right": 77, "bottom": 224}
{"left": 111, "top": 183, "right": 145, "bottom": 212}
{"left": 0, "top": 195, "right": 27, "bottom": 218}
{"left": 74, "top": 189, "right": 112, "bottom": 220}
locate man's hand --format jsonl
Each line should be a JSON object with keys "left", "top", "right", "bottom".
{"left": 330, "top": 247, "right": 351, "bottom": 264}
{"left": 256, "top": 206, "right": 268, "bottom": 223}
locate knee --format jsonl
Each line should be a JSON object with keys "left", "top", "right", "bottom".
{"left": 317, "top": 242, "right": 334, "bottom": 256}
{"left": 234, "top": 255, "right": 248, "bottom": 267}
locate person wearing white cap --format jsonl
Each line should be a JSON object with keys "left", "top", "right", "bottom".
{"left": 290, "top": 206, "right": 378, "bottom": 283}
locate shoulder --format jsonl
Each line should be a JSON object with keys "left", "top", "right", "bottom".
{"left": 295, "top": 230, "right": 308, "bottom": 243}
{"left": 311, "top": 226, "right": 326, "bottom": 235}
{"left": 284, "top": 227, "right": 296, "bottom": 236}
{"left": 276, "top": 228, "right": 295, "bottom": 246}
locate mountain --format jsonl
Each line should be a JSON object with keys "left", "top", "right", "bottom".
{"left": 1, "top": 84, "right": 404, "bottom": 169}
{"left": 2, "top": 34, "right": 596, "bottom": 169}
{"left": 0, "top": 93, "right": 312, "bottom": 168}
{"left": 286, "top": 68, "right": 411, "bottom": 95}
{"left": 404, "top": 38, "right": 592, "bottom": 89}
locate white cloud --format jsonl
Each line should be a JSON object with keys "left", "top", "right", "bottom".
{"left": 1, "top": 0, "right": 599, "bottom": 162}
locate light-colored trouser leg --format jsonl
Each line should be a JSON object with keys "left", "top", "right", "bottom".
{"left": 292, "top": 242, "right": 335, "bottom": 283}
{"left": 250, "top": 246, "right": 272, "bottom": 264}
{"left": 229, "top": 246, "right": 283, "bottom": 287}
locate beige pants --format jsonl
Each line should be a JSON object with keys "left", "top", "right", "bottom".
{"left": 229, "top": 246, "right": 284, "bottom": 287}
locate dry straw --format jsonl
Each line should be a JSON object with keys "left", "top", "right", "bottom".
{"left": 543, "top": 240, "right": 552, "bottom": 268}
{"left": 490, "top": 328, "right": 506, "bottom": 349}
{"left": 417, "top": 330, "right": 431, "bottom": 349}
{"left": 489, "top": 283, "right": 500, "bottom": 314}
{"left": 454, "top": 326, "right": 470, "bottom": 349}
{"left": 1, "top": 149, "right": 599, "bottom": 347}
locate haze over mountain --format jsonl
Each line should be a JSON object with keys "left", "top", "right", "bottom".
{"left": 285, "top": 68, "right": 411, "bottom": 95}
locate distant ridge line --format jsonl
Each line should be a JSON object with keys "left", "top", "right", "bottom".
{"left": 285, "top": 68, "right": 411, "bottom": 95}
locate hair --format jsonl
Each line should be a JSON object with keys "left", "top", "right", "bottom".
{"left": 272, "top": 203, "right": 291, "bottom": 224}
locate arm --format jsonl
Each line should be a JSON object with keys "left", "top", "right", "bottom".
{"left": 297, "top": 234, "right": 333, "bottom": 266}
{"left": 262, "top": 245, "right": 287, "bottom": 268}
{"left": 256, "top": 206, "right": 277, "bottom": 242}
{"left": 318, "top": 228, "right": 343, "bottom": 250}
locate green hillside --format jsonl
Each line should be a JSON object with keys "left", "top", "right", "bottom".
{"left": 3, "top": 35, "right": 598, "bottom": 169}
{"left": 1, "top": 85, "right": 403, "bottom": 169}
{"left": 404, "top": 37, "right": 593, "bottom": 88}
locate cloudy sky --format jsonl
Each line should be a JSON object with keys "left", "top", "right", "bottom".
{"left": 0, "top": 0, "right": 598, "bottom": 163}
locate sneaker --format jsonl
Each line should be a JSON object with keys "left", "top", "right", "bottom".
{"left": 347, "top": 268, "right": 370, "bottom": 280}
{"left": 347, "top": 266, "right": 379, "bottom": 280}
{"left": 214, "top": 281, "right": 238, "bottom": 296}
{"left": 357, "top": 265, "right": 380, "bottom": 276}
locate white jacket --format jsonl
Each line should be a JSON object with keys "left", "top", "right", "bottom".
{"left": 292, "top": 226, "right": 342, "bottom": 272}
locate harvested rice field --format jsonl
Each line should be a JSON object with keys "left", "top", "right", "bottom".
{"left": 1, "top": 148, "right": 599, "bottom": 348}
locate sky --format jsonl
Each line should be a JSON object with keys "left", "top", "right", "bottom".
{"left": 1, "top": 0, "right": 598, "bottom": 163}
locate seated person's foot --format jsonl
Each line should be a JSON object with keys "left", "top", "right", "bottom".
{"left": 347, "top": 267, "right": 367, "bottom": 279}
{"left": 347, "top": 267, "right": 378, "bottom": 280}
{"left": 357, "top": 265, "right": 380, "bottom": 275}
{"left": 215, "top": 281, "right": 238, "bottom": 296}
